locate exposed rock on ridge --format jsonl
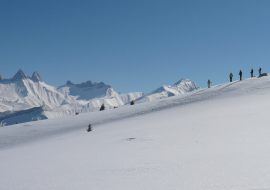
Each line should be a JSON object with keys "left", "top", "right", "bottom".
{"left": 31, "top": 71, "right": 43, "bottom": 82}
{"left": 66, "top": 80, "right": 109, "bottom": 89}
{"left": 12, "top": 69, "right": 28, "bottom": 81}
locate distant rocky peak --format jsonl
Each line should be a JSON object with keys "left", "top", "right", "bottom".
{"left": 75, "top": 80, "right": 95, "bottom": 88}
{"left": 96, "top": 82, "right": 109, "bottom": 89}
{"left": 12, "top": 69, "right": 28, "bottom": 81}
{"left": 173, "top": 78, "right": 190, "bottom": 86}
{"left": 66, "top": 80, "right": 74, "bottom": 85}
{"left": 172, "top": 78, "right": 200, "bottom": 92}
{"left": 66, "top": 80, "right": 110, "bottom": 89}
{"left": 31, "top": 71, "right": 43, "bottom": 82}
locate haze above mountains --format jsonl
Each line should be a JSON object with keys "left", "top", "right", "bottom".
{"left": 0, "top": 70, "right": 200, "bottom": 126}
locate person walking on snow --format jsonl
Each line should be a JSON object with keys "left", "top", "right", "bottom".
{"left": 250, "top": 68, "right": 253, "bottom": 77}
{"left": 207, "top": 79, "right": 212, "bottom": 88}
{"left": 259, "top": 67, "right": 262, "bottom": 75}
{"left": 86, "top": 124, "right": 92, "bottom": 132}
{"left": 239, "top": 70, "right": 242, "bottom": 81}
{"left": 229, "top": 72, "right": 233, "bottom": 82}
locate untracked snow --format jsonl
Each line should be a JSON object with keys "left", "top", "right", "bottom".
{"left": 1, "top": 75, "right": 270, "bottom": 189}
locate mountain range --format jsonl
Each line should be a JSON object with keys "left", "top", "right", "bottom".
{"left": 1, "top": 71, "right": 270, "bottom": 189}
{"left": 0, "top": 70, "right": 200, "bottom": 126}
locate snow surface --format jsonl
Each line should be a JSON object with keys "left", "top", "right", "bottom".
{"left": 1, "top": 75, "right": 270, "bottom": 189}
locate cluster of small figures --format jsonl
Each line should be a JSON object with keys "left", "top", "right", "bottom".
{"left": 207, "top": 67, "right": 263, "bottom": 88}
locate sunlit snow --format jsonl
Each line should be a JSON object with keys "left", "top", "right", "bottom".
{"left": 1, "top": 75, "right": 270, "bottom": 189}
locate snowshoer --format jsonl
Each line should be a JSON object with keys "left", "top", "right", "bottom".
{"left": 207, "top": 79, "right": 212, "bottom": 88}
{"left": 239, "top": 70, "right": 242, "bottom": 81}
{"left": 229, "top": 73, "right": 233, "bottom": 82}
{"left": 87, "top": 124, "right": 92, "bottom": 132}
{"left": 259, "top": 67, "right": 262, "bottom": 75}
{"left": 250, "top": 68, "right": 253, "bottom": 77}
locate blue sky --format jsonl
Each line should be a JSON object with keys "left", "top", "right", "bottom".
{"left": 1, "top": 0, "right": 270, "bottom": 93}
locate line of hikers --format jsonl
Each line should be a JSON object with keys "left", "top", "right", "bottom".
{"left": 207, "top": 67, "right": 262, "bottom": 88}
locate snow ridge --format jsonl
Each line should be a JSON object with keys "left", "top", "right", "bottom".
{"left": 136, "top": 78, "right": 200, "bottom": 103}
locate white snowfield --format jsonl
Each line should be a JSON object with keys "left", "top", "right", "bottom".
{"left": 1, "top": 75, "right": 270, "bottom": 190}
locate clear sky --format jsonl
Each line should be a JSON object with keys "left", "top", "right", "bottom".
{"left": 1, "top": 0, "right": 270, "bottom": 93}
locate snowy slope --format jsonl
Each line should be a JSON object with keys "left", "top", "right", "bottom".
{"left": 136, "top": 78, "right": 200, "bottom": 103}
{"left": 1, "top": 75, "right": 270, "bottom": 189}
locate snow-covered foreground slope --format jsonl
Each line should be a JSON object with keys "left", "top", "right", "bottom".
{"left": 1, "top": 76, "right": 270, "bottom": 189}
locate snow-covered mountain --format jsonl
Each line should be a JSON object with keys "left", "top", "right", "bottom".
{"left": 135, "top": 78, "right": 200, "bottom": 103}
{"left": 0, "top": 70, "right": 146, "bottom": 126}
{"left": 58, "top": 80, "right": 120, "bottom": 100}
{"left": 0, "top": 70, "right": 200, "bottom": 126}
{"left": 1, "top": 74, "right": 270, "bottom": 190}
{"left": 0, "top": 69, "right": 73, "bottom": 112}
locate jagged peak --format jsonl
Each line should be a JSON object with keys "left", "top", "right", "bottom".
{"left": 66, "top": 80, "right": 111, "bottom": 89}
{"left": 96, "top": 82, "right": 110, "bottom": 88}
{"left": 31, "top": 71, "right": 43, "bottom": 82}
{"left": 172, "top": 78, "right": 200, "bottom": 93}
{"left": 12, "top": 69, "right": 28, "bottom": 81}
{"left": 173, "top": 78, "right": 192, "bottom": 86}
{"left": 66, "top": 80, "right": 74, "bottom": 85}
{"left": 75, "top": 80, "right": 95, "bottom": 88}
